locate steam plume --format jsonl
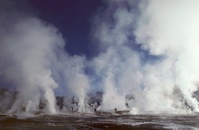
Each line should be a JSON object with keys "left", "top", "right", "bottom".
{"left": 0, "top": 0, "right": 89, "bottom": 114}
{"left": 1, "top": 0, "right": 199, "bottom": 115}
{"left": 91, "top": 0, "right": 199, "bottom": 113}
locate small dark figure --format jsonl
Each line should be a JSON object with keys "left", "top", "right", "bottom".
{"left": 125, "top": 103, "right": 129, "bottom": 108}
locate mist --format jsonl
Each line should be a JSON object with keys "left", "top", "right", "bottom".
{"left": 1, "top": 0, "right": 199, "bottom": 115}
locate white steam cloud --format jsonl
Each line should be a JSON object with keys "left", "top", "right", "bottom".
{"left": 0, "top": 18, "right": 64, "bottom": 114}
{"left": 135, "top": 0, "right": 199, "bottom": 113}
{"left": 92, "top": 0, "right": 199, "bottom": 114}
{"left": 1, "top": 0, "right": 199, "bottom": 115}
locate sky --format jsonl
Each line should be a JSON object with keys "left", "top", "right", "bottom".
{"left": 30, "top": 0, "right": 103, "bottom": 57}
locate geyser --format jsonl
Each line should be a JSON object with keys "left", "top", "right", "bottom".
{"left": 0, "top": 0, "right": 199, "bottom": 115}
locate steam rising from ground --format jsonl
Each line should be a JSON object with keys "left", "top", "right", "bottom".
{"left": 1, "top": 0, "right": 199, "bottom": 115}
